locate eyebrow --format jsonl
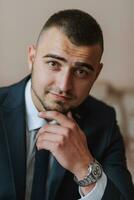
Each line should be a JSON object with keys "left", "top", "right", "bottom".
{"left": 43, "top": 54, "right": 67, "bottom": 62}
{"left": 43, "top": 54, "right": 94, "bottom": 71}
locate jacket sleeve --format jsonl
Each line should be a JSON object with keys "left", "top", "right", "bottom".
{"left": 101, "top": 110, "right": 134, "bottom": 200}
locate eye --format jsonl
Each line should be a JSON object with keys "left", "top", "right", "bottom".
{"left": 74, "top": 68, "right": 90, "bottom": 78}
{"left": 46, "top": 61, "right": 60, "bottom": 71}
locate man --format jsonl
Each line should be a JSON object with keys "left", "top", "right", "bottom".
{"left": 0, "top": 9, "right": 133, "bottom": 200}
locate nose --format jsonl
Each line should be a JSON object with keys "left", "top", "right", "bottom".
{"left": 57, "top": 69, "right": 73, "bottom": 92}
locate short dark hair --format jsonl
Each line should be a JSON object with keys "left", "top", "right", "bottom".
{"left": 37, "top": 9, "right": 104, "bottom": 52}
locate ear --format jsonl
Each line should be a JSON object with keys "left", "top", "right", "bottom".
{"left": 27, "top": 45, "right": 36, "bottom": 71}
{"left": 94, "top": 63, "right": 103, "bottom": 81}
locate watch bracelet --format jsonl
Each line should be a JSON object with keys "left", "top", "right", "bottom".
{"left": 74, "top": 159, "right": 102, "bottom": 187}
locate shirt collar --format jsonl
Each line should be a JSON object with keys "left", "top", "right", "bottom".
{"left": 25, "top": 79, "right": 46, "bottom": 131}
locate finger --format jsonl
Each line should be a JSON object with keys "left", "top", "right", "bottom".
{"left": 38, "top": 111, "right": 72, "bottom": 128}
{"left": 67, "top": 111, "right": 73, "bottom": 118}
{"left": 37, "top": 132, "right": 64, "bottom": 143}
{"left": 67, "top": 111, "right": 75, "bottom": 121}
{"left": 36, "top": 123, "right": 59, "bottom": 138}
{"left": 67, "top": 112, "right": 78, "bottom": 127}
{"left": 36, "top": 124, "right": 66, "bottom": 139}
{"left": 36, "top": 139, "right": 56, "bottom": 151}
{"left": 35, "top": 124, "right": 48, "bottom": 139}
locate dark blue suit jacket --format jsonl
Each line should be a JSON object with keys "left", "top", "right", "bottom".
{"left": 0, "top": 76, "right": 134, "bottom": 200}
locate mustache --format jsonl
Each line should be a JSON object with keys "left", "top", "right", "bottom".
{"left": 46, "top": 87, "right": 76, "bottom": 99}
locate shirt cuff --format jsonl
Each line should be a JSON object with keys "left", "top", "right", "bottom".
{"left": 78, "top": 171, "right": 107, "bottom": 200}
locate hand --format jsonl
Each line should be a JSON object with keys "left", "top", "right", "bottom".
{"left": 36, "top": 111, "right": 94, "bottom": 180}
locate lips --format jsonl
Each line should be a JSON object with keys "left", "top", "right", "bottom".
{"left": 49, "top": 92, "right": 71, "bottom": 101}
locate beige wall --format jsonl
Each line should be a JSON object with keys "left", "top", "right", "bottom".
{"left": 0, "top": 0, "right": 134, "bottom": 89}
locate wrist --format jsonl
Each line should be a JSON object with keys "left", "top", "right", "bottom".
{"left": 74, "top": 159, "right": 103, "bottom": 187}
{"left": 72, "top": 156, "right": 94, "bottom": 180}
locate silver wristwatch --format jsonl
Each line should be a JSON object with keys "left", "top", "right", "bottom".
{"left": 74, "top": 159, "right": 102, "bottom": 187}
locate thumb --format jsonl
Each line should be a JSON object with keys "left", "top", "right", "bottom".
{"left": 67, "top": 111, "right": 73, "bottom": 119}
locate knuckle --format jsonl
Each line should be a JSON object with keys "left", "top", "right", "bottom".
{"left": 64, "top": 128, "right": 71, "bottom": 138}
{"left": 53, "top": 111, "right": 59, "bottom": 117}
{"left": 70, "top": 122, "right": 77, "bottom": 130}
{"left": 37, "top": 135, "right": 44, "bottom": 143}
{"left": 55, "top": 136, "right": 65, "bottom": 149}
{"left": 60, "top": 135, "right": 66, "bottom": 144}
{"left": 55, "top": 142, "right": 61, "bottom": 149}
{"left": 58, "top": 139, "right": 64, "bottom": 147}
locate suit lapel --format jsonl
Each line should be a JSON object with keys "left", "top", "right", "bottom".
{"left": 0, "top": 76, "right": 29, "bottom": 199}
{"left": 0, "top": 110, "right": 17, "bottom": 199}
{"left": 1, "top": 106, "right": 26, "bottom": 199}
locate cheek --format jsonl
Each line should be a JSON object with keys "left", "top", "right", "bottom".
{"left": 32, "top": 66, "right": 55, "bottom": 93}
{"left": 75, "top": 83, "right": 91, "bottom": 103}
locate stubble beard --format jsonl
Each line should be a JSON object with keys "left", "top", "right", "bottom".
{"left": 44, "top": 99, "right": 69, "bottom": 114}
{"left": 31, "top": 84, "right": 73, "bottom": 114}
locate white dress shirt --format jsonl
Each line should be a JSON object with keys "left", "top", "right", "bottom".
{"left": 25, "top": 79, "right": 107, "bottom": 200}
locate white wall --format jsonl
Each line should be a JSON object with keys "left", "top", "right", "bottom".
{"left": 0, "top": 0, "right": 134, "bottom": 89}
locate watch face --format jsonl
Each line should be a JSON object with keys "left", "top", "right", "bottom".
{"left": 92, "top": 162, "right": 102, "bottom": 179}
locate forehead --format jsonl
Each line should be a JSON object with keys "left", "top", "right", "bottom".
{"left": 37, "top": 27, "right": 102, "bottom": 64}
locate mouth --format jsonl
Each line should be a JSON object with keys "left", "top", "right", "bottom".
{"left": 49, "top": 92, "right": 72, "bottom": 101}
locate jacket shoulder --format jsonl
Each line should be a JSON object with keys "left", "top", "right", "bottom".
{"left": 0, "top": 86, "right": 11, "bottom": 104}
{"left": 83, "top": 95, "right": 116, "bottom": 121}
{"left": 0, "top": 76, "right": 30, "bottom": 105}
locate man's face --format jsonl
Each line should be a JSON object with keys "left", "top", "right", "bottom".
{"left": 28, "top": 27, "right": 103, "bottom": 113}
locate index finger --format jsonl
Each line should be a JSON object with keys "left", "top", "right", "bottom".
{"left": 38, "top": 111, "right": 73, "bottom": 128}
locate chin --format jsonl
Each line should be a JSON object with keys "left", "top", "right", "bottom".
{"left": 43, "top": 103, "right": 69, "bottom": 114}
